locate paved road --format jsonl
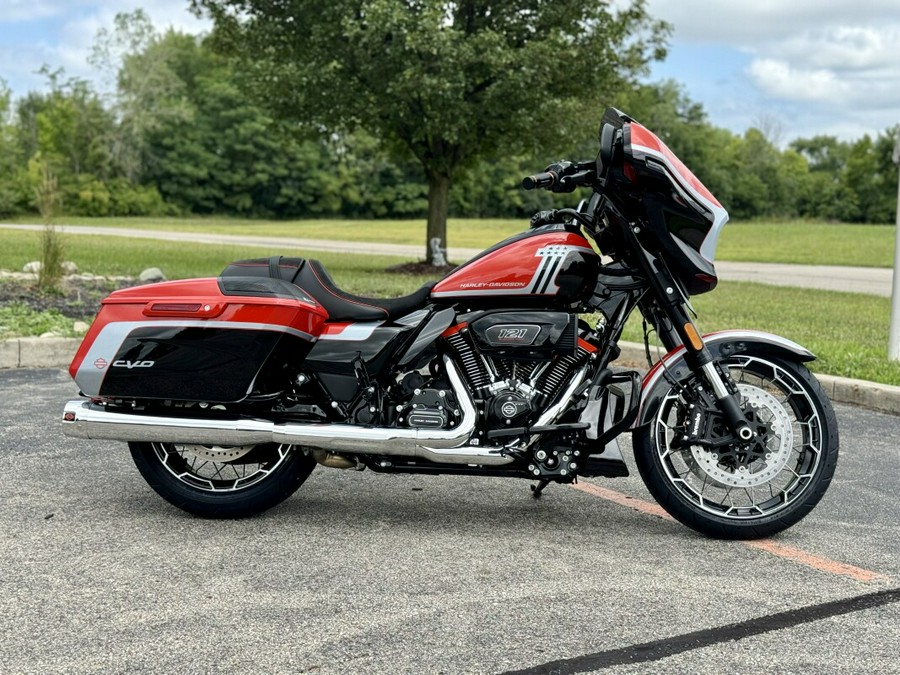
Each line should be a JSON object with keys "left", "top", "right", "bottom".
{"left": 2, "top": 223, "right": 895, "bottom": 296}
{"left": 1, "top": 369, "right": 898, "bottom": 674}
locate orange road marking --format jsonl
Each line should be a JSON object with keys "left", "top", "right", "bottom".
{"left": 571, "top": 481, "right": 675, "bottom": 521}
{"left": 744, "top": 540, "right": 891, "bottom": 583}
{"left": 570, "top": 482, "right": 892, "bottom": 584}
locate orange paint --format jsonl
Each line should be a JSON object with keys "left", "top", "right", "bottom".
{"left": 571, "top": 482, "right": 674, "bottom": 521}
{"left": 570, "top": 482, "right": 891, "bottom": 584}
{"left": 745, "top": 539, "right": 891, "bottom": 584}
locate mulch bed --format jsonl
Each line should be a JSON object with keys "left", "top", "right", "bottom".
{"left": 0, "top": 277, "right": 137, "bottom": 320}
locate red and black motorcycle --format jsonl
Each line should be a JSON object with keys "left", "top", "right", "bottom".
{"left": 62, "top": 108, "right": 838, "bottom": 539}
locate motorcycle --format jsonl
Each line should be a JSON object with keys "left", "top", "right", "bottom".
{"left": 61, "top": 108, "right": 839, "bottom": 539}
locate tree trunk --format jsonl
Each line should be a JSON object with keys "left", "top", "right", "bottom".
{"left": 425, "top": 172, "right": 451, "bottom": 266}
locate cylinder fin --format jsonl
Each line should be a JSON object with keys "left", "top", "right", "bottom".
{"left": 445, "top": 330, "right": 491, "bottom": 391}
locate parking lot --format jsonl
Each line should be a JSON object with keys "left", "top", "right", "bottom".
{"left": 1, "top": 367, "right": 898, "bottom": 674}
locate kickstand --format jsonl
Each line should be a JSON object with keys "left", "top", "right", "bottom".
{"left": 530, "top": 479, "right": 550, "bottom": 499}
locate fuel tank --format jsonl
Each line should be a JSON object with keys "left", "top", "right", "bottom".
{"left": 431, "top": 225, "right": 599, "bottom": 306}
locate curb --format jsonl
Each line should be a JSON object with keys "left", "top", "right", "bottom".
{"left": 3, "top": 337, "right": 900, "bottom": 417}
{"left": 1, "top": 337, "right": 79, "bottom": 371}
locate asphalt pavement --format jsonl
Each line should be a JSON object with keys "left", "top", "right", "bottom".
{"left": 1, "top": 368, "right": 898, "bottom": 674}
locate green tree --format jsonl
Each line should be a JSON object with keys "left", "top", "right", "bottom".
{"left": 841, "top": 135, "right": 889, "bottom": 223}
{"left": 790, "top": 135, "right": 850, "bottom": 175}
{"left": 193, "top": 0, "right": 669, "bottom": 264}
{"left": 90, "top": 10, "right": 193, "bottom": 183}
{"left": 0, "top": 78, "right": 21, "bottom": 215}
{"left": 134, "top": 31, "right": 340, "bottom": 216}
{"left": 12, "top": 70, "right": 116, "bottom": 214}
{"left": 789, "top": 135, "right": 854, "bottom": 220}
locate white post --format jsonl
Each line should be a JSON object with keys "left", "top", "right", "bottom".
{"left": 888, "top": 128, "right": 900, "bottom": 360}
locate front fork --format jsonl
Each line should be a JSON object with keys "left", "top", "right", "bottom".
{"left": 647, "top": 298, "right": 754, "bottom": 442}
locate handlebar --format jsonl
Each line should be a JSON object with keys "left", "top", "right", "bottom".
{"left": 522, "top": 160, "right": 596, "bottom": 193}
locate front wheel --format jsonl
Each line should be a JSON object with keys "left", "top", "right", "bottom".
{"left": 633, "top": 354, "right": 839, "bottom": 539}
{"left": 129, "top": 441, "right": 316, "bottom": 518}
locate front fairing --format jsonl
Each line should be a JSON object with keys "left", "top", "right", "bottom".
{"left": 597, "top": 108, "right": 728, "bottom": 295}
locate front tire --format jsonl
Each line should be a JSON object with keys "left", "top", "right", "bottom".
{"left": 129, "top": 442, "right": 316, "bottom": 518}
{"left": 633, "top": 354, "right": 839, "bottom": 539}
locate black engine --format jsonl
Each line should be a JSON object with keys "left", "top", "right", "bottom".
{"left": 443, "top": 311, "right": 594, "bottom": 431}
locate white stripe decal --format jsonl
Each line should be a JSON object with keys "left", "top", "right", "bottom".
{"left": 318, "top": 322, "right": 383, "bottom": 341}
{"left": 432, "top": 244, "right": 593, "bottom": 298}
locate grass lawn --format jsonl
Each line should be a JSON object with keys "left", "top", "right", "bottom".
{"left": 0, "top": 229, "right": 433, "bottom": 298}
{"left": 5, "top": 215, "right": 896, "bottom": 267}
{"left": 5, "top": 215, "right": 525, "bottom": 251}
{"left": 2, "top": 229, "right": 899, "bottom": 385}
{"left": 716, "top": 220, "right": 895, "bottom": 267}
{"left": 620, "top": 281, "right": 900, "bottom": 386}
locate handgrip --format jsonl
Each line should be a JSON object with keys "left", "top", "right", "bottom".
{"left": 522, "top": 171, "right": 557, "bottom": 190}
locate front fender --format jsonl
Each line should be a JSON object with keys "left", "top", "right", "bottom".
{"left": 634, "top": 330, "right": 816, "bottom": 429}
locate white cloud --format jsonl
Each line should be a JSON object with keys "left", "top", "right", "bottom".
{"left": 1, "top": 0, "right": 95, "bottom": 22}
{"left": 645, "top": 0, "right": 900, "bottom": 139}
{"left": 647, "top": 0, "right": 900, "bottom": 43}
{"left": 745, "top": 23, "right": 900, "bottom": 114}
{"left": 774, "top": 26, "right": 898, "bottom": 71}
{"left": 0, "top": 0, "right": 211, "bottom": 97}
{"left": 747, "top": 59, "right": 850, "bottom": 103}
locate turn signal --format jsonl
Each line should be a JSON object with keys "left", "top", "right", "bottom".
{"left": 684, "top": 323, "right": 704, "bottom": 351}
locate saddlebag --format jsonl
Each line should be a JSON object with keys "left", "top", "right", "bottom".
{"left": 69, "top": 276, "right": 328, "bottom": 403}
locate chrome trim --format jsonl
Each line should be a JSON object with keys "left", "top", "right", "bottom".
{"left": 62, "top": 356, "right": 514, "bottom": 467}
{"left": 527, "top": 365, "right": 589, "bottom": 447}
{"left": 62, "top": 400, "right": 273, "bottom": 446}
{"left": 701, "top": 361, "right": 731, "bottom": 400}
{"left": 533, "top": 365, "right": 589, "bottom": 428}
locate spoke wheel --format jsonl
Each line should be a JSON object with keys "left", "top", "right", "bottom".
{"left": 634, "top": 355, "right": 839, "bottom": 539}
{"left": 129, "top": 441, "right": 316, "bottom": 518}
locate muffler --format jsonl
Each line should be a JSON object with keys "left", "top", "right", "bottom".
{"left": 62, "top": 357, "right": 513, "bottom": 466}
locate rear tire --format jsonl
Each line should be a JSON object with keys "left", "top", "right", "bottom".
{"left": 129, "top": 442, "right": 316, "bottom": 518}
{"left": 633, "top": 355, "right": 839, "bottom": 539}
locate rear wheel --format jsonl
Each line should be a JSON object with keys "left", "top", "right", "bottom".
{"left": 633, "top": 354, "right": 839, "bottom": 539}
{"left": 129, "top": 442, "right": 316, "bottom": 518}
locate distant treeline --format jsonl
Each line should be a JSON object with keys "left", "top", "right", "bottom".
{"left": 0, "top": 27, "right": 897, "bottom": 224}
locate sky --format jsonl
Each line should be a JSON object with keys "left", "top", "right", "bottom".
{"left": 1, "top": 0, "right": 899, "bottom": 144}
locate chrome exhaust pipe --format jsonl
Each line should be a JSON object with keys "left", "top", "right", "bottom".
{"left": 61, "top": 400, "right": 274, "bottom": 446}
{"left": 62, "top": 357, "right": 513, "bottom": 466}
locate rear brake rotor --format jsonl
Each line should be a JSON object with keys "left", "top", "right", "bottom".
{"left": 175, "top": 444, "right": 256, "bottom": 462}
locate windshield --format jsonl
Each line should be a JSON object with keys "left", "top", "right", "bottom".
{"left": 625, "top": 121, "right": 729, "bottom": 263}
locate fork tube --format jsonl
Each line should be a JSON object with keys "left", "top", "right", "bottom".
{"left": 666, "top": 301, "right": 753, "bottom": 441}
{"left": 645, "top": 266, "right": 754, "bottom": 441}
{"left": 624, "top": 224, "right": 752, "bottom": 438}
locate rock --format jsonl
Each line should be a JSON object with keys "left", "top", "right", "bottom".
{"left": 23, "top": 261, "right": 41, "bottom": 273}
{"left": 39, "top": 331, "right": 62, "bottom": 338}
{"left": 139, "top": 267, "right": 166, "bottom": 283}
{"left": 62, "top": 261, "right": 78, "bottom": 274}
{"left": 73, "top": 321, "right": 90, "bottom": 334}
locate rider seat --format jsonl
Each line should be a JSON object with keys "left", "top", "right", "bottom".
{"left": 220, "top": 256, "right": 436, "bottom": 322}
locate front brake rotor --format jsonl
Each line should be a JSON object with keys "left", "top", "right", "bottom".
{"left": 688, "top": 384, "right": 794, "bottom": 488}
